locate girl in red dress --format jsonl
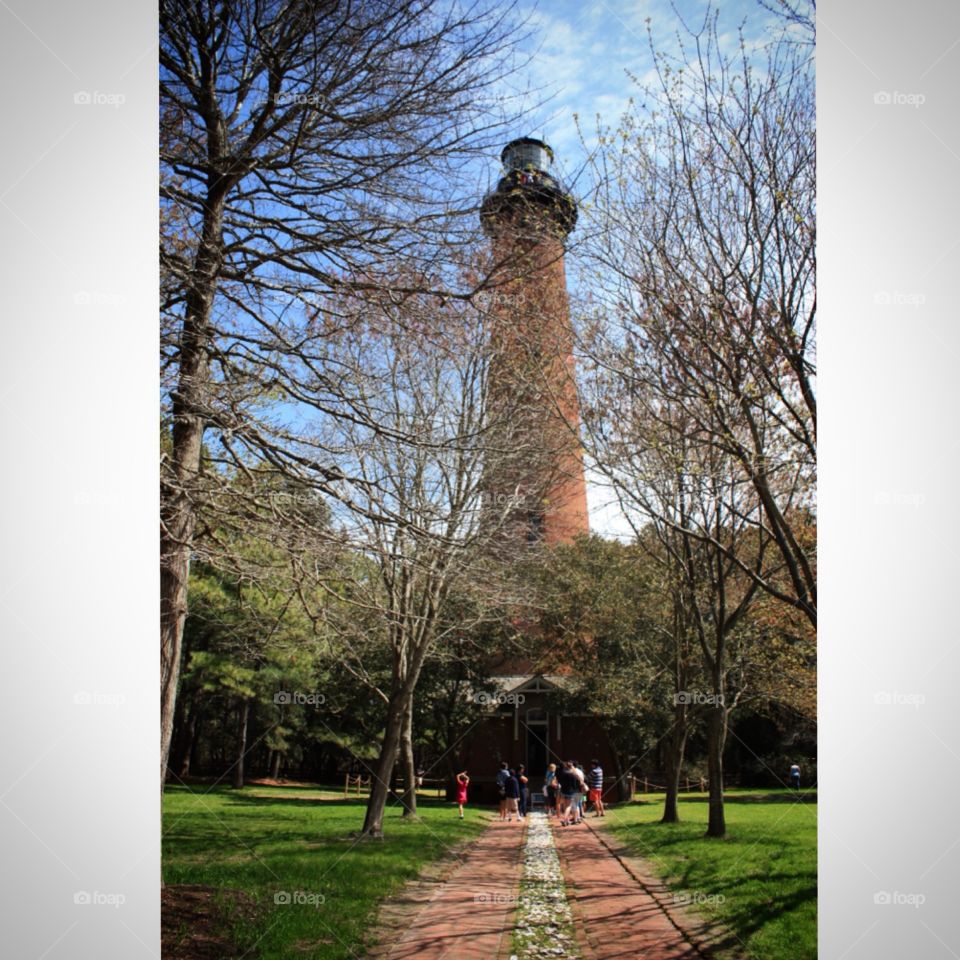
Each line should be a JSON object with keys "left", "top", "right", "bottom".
{"left": 455, "top": 770, "right": 469, "bottom": 818}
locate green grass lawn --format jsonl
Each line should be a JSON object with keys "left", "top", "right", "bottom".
{"left": 162, "top": 783, "right": 487, "bottom": 960}
{"left": 603, "top": 788, "right": 817, "bottom": 960}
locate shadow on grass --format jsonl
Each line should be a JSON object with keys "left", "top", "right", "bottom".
{"left": 163, "top": 792, "right": 475, "bottom": 859}
{"left": 615, "top": 791, "right": 817, "bottom": 808}
{"left": 222, "top": 792, "right": 457, "bottom": 810}
{"left": 679, "top": 792, "right": 817, "bottom": 805}
{"left": 676, "top": 877, "right": 817, "bottom": 953}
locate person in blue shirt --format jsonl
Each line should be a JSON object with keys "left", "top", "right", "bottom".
{"left": 544, "top": 763, "right": 558, "bottom": 816}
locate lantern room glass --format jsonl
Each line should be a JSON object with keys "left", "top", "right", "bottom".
{"left": 503, "top": 140, "right": 551, "bottom": 173}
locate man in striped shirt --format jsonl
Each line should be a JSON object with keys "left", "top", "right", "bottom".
{"left": 587, "top": 760, "right": 605, "bottom": 817}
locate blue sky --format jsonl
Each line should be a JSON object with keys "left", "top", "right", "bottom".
{"left": 508, "top": 0, "right": 788, "bottom": 175}
{"left": 502, "top": 0, "right": 797, "bottom": 537}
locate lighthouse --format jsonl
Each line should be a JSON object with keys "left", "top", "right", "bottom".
{"left": 479, "top": 137, "right": 589, "bottom": 546}
{"left": 461, "top": 139, "right": 620, "bottom": 803}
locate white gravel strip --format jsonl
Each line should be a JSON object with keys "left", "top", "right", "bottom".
{"left": 510, "top": 810, "right": 581, "bottom": 959}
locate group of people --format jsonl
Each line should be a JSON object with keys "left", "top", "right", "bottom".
{"left": 455, "top": 761, "right": 804, "bottom": 819}
{"left": 492, "top": 759, "right": 605, "bottom": 824}
{"left": 493, "top": 762, "right": 531, "bottom": 820}
{"left": 545, "top": 760, "right": 605, "bottom": 825}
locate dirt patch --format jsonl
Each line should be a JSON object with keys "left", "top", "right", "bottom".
{"left": 162, "top": 884, "right": 260, "bottom": 959}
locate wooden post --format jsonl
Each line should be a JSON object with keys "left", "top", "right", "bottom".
{"left": 344, "top": 773, "right": 349, "bottom": 798}
{"left": 685, "top": 777, "right": 690, "bottom": 793}
{"left": 700, "top": 777, "right": 706, "bottom": 793}
{"left": 644, "top": 778, "right": 648, "bottom": 794}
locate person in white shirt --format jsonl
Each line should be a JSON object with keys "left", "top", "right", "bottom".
{"left": 789, "top": 762, "right": 801, "bottom": 790}
{"left": 573, "top": 762, "right": 586, "bottom": 823}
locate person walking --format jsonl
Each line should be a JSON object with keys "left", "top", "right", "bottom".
{"left": 504, "top": 768, "right": 521, "bottom": 822}
{"left": 790, "top": 762, "right": 801, "bottom": 791}
{"left": 573, "top": 761, "right": 587, "bottom": 823}
{"left": 496, "top": 761, "right": 510, "bottom": 821}
{"left": 517, "top": 764, "right": 529, "bottom": 820}
{"left": 455, "top": 770, "right": 470, "bottom": 818}
{"left": 587, "top": 760, "right": 605, "bottom": 817}
{"left": 544, "top": 763, "right": 558, "bottom": 817}
{"left": 557, "top": 761, "right": 581, "bottom": 826}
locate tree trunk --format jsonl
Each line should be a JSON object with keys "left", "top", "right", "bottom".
{"left": 401, "top": 698, "right": 417, "bottom": 818}
{"left": 167, "top": 692, "right": 186, "bottom": 783}
{"left": 160, "top": 189, "right": 227, "bottom": 796}
{"left": 661, "top": 712, "right": 688, "bottom": 824}
{"left": 232, "top": 700, "right": 250, "bottom": 789}
{"left": 444, "top": 751, "right": 457, "bottom": 786}
{"left": 705, "top": 703, "right": 727, "bottom": 837}
{"left": 270, "top": 749, "right": 282, "bottom": 780}
{"left": 176, "top": 700, "right": 200, "bottom": 779}
{"left": 360, "top": 690, "right": 408, "bottom": 838}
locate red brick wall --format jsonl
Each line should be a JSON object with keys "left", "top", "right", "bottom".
{"left": 483, "top": 226, "right": 590, "bottom": 545}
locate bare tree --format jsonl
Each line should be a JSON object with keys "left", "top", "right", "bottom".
{"left": 577, "top": 5, "right": 816, "bottom": 627}
{"left": 580, "top": 339, "right": 769, "bottom": 836}
{"left": 284, "top": 288, "right": 548, "bottom": 838}
{"left": 160, "top": 0, "right": 534, "bottom": 791}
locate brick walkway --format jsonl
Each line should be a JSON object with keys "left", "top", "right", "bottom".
{"left": 551, "top": 818, "right": 707, "bottom": 959}
{"left": 378, "top": 814, "right": 732, "bottom": 960}
{"left": 382, "top": 818, "right": 527, "bottom": 960}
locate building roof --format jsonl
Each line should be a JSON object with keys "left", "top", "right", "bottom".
{"left": 492, "top": 674, "right": 574, "bottom": 694}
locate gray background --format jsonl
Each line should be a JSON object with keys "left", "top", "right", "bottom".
{"left": 0, "top": 0, "right": 956, "bottom": 956}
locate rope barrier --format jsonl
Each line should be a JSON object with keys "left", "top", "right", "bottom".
{"left": 343, "top": 774, "right": 371, "bottom": 797}
{"left": 628, "top": 776, "right": 763, "bottom": 793}
{"left": 342, "top": 774, "right": 447, "bottom": 798}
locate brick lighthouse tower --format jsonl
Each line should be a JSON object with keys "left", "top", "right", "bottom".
{"left": 479, "top": 137, "right": 589, "bottom": 545}
{"left": 460, "top": 139, "right": 619, "bottom": 803}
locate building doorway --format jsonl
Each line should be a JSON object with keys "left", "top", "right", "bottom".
{"left": 525, "top": 710, "right": 549, "bottom": 778}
